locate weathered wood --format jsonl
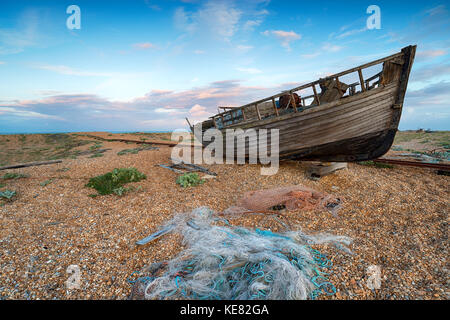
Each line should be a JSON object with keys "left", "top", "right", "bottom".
{"left": 317, "top": 78, "right": 349, "bottom": 104}
{"left": 335, "top": 77, "right": 342, "bottom": 92}
{"left": 290, "top": 92, "right": 298, "bottom": 112}
{"left": 241, "top": 107, "right": 247, "bottom": 120}
{"left": 77, "top": 148, "right": 111, "bottom": 156}
{"left": 306, "top": 162, "right": 348, "bottom": 179}
{"left": 210, "top": 51, "right": 404, "bottom": 119}
{"left": 255, "top": 104, "right": 261, "bottom": 120}
{"left": 218, "top": 85, "right": 397, "bottom": 160}
{"left": 157, "top": 164, "right": 184, "bottom": 173}
{"left": 0, "top": 160, "right": 62, "bottom": 171}
{"left": 226, "top": 83, "right": 397, "bottom": 130}
{"left": 390, "top": 45, "right": 416, "bottom": 129}
{"left": 312, "top": 85, "right": 320, "bottom": 105}
{"left": 271, "top": 97, "right": 279, "bottom": 116}
{"left": 185, "top": 117, "right": 193, "bottom": 130}
{"left": 358, "top": 69, "right": 366, "bottom": 92}
{"left": 197, "top": 46, "right": 416, "bottom": 163}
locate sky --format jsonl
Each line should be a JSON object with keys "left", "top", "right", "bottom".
{"left": 0, "top": 0, "right": 449, "bottom": 133}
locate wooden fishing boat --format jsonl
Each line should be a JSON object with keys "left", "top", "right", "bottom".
{"left": 189, "top": 45, "right": 416, "bottom": 162}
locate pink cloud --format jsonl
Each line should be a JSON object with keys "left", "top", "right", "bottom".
{"left": 133, "top": 42, "right": 157, "bottom": 49}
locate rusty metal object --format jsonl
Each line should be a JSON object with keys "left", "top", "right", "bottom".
{"left": 374, "top": 158, "right": 450, "bottom": 170}
{"left": 279, "top": 92, "right": 300, "bottom": 109}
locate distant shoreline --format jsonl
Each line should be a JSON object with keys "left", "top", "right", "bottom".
{"left": 1, "top": 129, "right": 448, "bottom": 135}
{"left": 0, "top": 130, "right": 173, "bottom": 135}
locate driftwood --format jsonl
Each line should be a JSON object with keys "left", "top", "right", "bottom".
{"left": 77, "top": 148, "right": 111, "bottom": 156}
{"left": 170, "top": 158, "right": 217, "bottom": 176}
{"left": 306, "top": 162, "right": 348, "bottom": 180}
{"left": 0, "top": 160, "right": 62, "bottom": 171}
{"left": 156, "top": 164, "right": 184, "bottom": 173}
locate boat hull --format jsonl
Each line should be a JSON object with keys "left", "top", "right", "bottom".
{"left": 193, "top": 45, "right": 416, "bottom": 163}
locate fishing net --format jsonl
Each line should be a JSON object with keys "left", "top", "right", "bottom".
{"left": 226, "top": 185, "right": 341, "bottom": 213}
{"left": 129, "top": 207, "right": 351, "bottom": 300}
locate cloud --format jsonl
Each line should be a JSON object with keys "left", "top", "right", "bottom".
{"left": 385, "top": 5, "right": 450, "bottom": 45}
{"left": 411, "top": 63, "right": 450, "bottom": 82}
{"left": 0, "top": 106, "right": 64, "bottom": 120}
{"left": 3, "top": 76, "right": 449, "bottom": 131}
{"left": 144, "top": 0, "right": 161, "bottom": 11}
{"left": 301, "top": 52, "right": 321, "bottom": 59}
{"left": 174, "top": 1, "right": 242, "bottom": 40}
{"left": 34, "top": 90, "right": 62, "bottom": 96}
{"left": 416, "top": 49, "right": 447, "bottom": 61}
{"left": 189, "top": 104, "right": 212, "bottom": 119}
{"left": 406, "top": 81, "right": 450, "bottom": 105}
{"left": 300, "top": 43, "right": 344, "bottom": 59}
{"left": 243, "top": 19, "right": 263, "bottom": 31}
{"left": 425, "top": 4, "right": 447, "bottom": 17}
{"left": 155, "top": 106, "right": 185, "bottom": 114}
{"left": 35, "top": 64, "right": 113, "bottom": 77}
{"left": 322, "top": 43, "right": 343, "bottom": 53}
{"left": 243, "top": 9, "right": 269, "bottom": 31}
{"left": 335, "top": 27, "right": 367, "bottom": 39}
{"left": 236, "top": 44, "right": 253, "bottom": 52}
{"left": 236, "top": 67, "right": 262, "bottom": 74}
{"left": 401, "top": 80, "right": 450, "bottom": 130}
{"left": 0, "top": 8, "right": 40, "bottom": 55}
{"left": 0, "top": 79, "right": 279, "bottom": 131}
{"left": 262, "top": 30, "right": 301, "bottom": 50}
{"left": 132, "top": 42, "right": 157, "bottom": 49}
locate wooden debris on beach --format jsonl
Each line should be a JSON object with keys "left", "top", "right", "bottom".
{"left": 0, "top": 160, "right": 63, "bottom": 171}
{"left": 77, "top": 148, "right": 111, "bottom": 156}
{"left": 157, "top": 158, "right": 217, "bottom": 176}
{"left": 306, "top": 162, "right": 348, "bottom": 180}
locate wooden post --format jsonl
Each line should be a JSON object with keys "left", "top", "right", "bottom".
{"left": 271, "top": 97, "right": 279, "bottom": 116}
{"left": 290, "top": 92, "right": 298, "bottom": 112}
{"left": 241, "top": 107, "right": 246, "bottom": 121}
{"left": 312, "top": 84, "right": 320, "bottom": 105}
{"left": 358, "top": 69, "right": 366, "bottom": 92}
{"left": 212, "top": 117, "right": 218, "bottom": 129}
{"left": 230, "top": 110, "right": 235, "bottom": 124}
{"left": 0, "top": 160, "right": 63, "bottom": 171}
{"left": 255, "top": 104, "right": 261, "bottom": 120}
{"left": 306, "top": 162, "right": 348, "bottom": 180}
{"left": 185, "top": 117, "right": 193, "bottom": 130}
{"left": 336, "top": 77, "right": 342, "bottom": 92}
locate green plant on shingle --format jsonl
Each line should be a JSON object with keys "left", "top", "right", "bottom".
{"left": 358, "top": 161, "right": 394, "bottom": 169}
{"left": 40, "top": 179, "right": 53, "bottom": 187}
{"left": 89, "top": 153, "right": 104, "bottom": 158}
{"left": 2, "top": 172, "right": 29, "bottom": 180}
{"left": 85, "top": 167, "right": 146, "bottom": 196}
{"left": 176, "top": 172, "right": 204, "bottom": 188}
{"left": 112, "top": 185, "right": 142, "bottom": 196}
{"left": 89, "top": 142, "right": 103, "bottom": 151}
{"left": 0, "top": 189, "right": 16, "bottom": 200}
{"left": 117, "top": 148, "right": 140, "bottom": 156}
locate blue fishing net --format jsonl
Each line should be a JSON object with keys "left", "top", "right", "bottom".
{"left": 130, "top": 207, "right": 352, "bottom": 300}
